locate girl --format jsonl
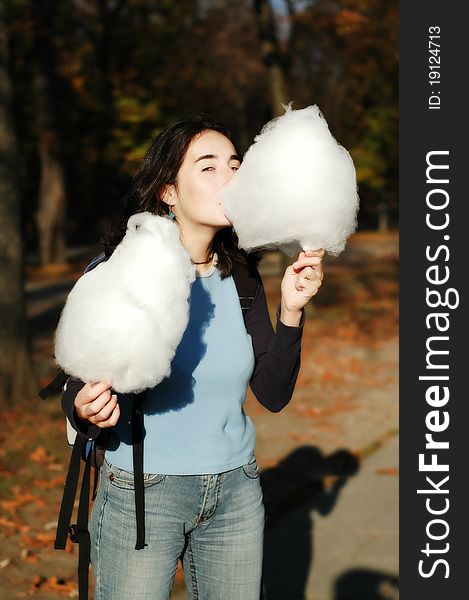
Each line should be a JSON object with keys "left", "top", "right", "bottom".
{"left": 62, "top": 114, "right": 324, "bottom": 599}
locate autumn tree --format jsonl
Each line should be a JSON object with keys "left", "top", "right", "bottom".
{"left": 253, "top": 0, "right": 290, "bottom": 117}
{"left": 0, "top": 2, "right": 38, "bottom": 407}
{"left": 31, "top": 0, "right": 68, "bottom": 264}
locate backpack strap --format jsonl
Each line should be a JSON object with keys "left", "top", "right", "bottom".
{"left": 54, "top": 434, "right": 92, "bottom": 600}
{"left": 38, "top": 368, "right": 69, "bottom": 400}
{"left": 83, "top": 251, "right": 107, "bottom": 273}
{"left": 57, "top": 440, "right": 103, "bottom": 600}
{"left": 54, "top": 435, "right": 86, "bottom": 550}
{"left": 132, "top": 394, "right": 146, "bottom": 550}
{"left": 231, "top": 257, "right": 259, "bottom": 321}
{"left": 73, "top": 449, "right": 92, "bottom": 600}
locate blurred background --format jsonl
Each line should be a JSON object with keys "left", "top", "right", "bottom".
{"left": 0, "top": 1, "right": 398, "bottom": 598}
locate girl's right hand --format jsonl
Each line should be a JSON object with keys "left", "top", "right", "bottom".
{"left": 74, "top": 380, "right": 120, "bottom": 428}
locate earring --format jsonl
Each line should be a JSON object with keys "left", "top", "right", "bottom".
{"left": 168, "top": 206, "right": 175, "bottom": 220}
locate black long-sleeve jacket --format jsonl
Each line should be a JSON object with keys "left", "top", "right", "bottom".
{"left": 62, "top": 256, "right": 305, "bottom": 440}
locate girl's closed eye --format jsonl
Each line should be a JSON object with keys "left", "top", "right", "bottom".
{"left": 202, "top": 166, "right": 215, "bottom": 171}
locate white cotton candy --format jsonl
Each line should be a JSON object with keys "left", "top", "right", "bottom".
{"left": 54, "top": 213, "right": 196, "bottom": 393}
{"left": 221, "top": 104, "right": 359, "bottom": 256}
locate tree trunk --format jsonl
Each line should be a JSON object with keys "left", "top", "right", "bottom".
{"left": 0, "top": 4, "right": 39, "bottom": 408}
{"left": 33, "top": 0, "right": 67, "bottom": 266}
{"left": 253, "top": 0, "right": 289, "bottom": 117}
{"left": 378, "top": 200, "right": 389, "bottom": 232}
{"left": 92, "top": 0, "right": 118, "bottom": 216}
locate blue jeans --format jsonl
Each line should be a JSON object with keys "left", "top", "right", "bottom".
{"left": 89, "top": 456, "right": 265, "bottom": 599}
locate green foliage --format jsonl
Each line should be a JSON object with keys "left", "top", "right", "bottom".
{"left": 110, "top": 95, "right": 161, "bottom": 165}
{"left": 351, "top": 105, "right": 398, "bottom": 192}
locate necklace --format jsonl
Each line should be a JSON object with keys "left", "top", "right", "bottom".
{"left": 191, "top": 254, "right": 213, "bottom": 265}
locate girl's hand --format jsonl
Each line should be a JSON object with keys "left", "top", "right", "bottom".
{"left": 74, "top": 380, "right": 120, "bottom": 428}
{"left": 280, "top": 248, "right": 324, "bottom": 323}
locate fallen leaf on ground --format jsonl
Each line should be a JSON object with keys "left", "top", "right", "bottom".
{"left": 32, "top": 476, "right": 64, "bottom": 489}
{"left": 1, "top": 490, "right": 47, "bottom": 512}
{"left": 376, "top": 467, "right": 399, "bottom": 476}
{"left": 0, "top": 516, "right": 20, "bottom": 529}
{"left": 31, "top": 575, "right": 78, "bottom": 596}
{"left": 21, "top": 531, "right": 56, "bottom": 549}
{"left": 30, "top": 446, "right": 53, "bottom": 465}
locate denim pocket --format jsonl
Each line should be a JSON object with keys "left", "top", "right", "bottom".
{"left": 106, "top": 461, "right": 166, "bottom": 490}
{"left": 242, "top": 455, "right": 260, "bottom": 479}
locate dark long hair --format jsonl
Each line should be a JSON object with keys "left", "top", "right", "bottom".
{"left": 101, "top": 114, "right": 257, "bottom": 278}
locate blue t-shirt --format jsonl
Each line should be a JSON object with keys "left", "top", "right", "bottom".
{"left": 105, "top": 261, "right": 256, "bottom": 475}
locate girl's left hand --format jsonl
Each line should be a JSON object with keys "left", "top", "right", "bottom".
{"left": 280, "top": 248, "right": 325, "bottom": 313}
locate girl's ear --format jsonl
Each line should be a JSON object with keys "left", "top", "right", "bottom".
{"left": 160, "top": 184, "right": 176, "bottom": 206}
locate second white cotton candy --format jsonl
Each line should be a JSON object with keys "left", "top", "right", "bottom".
{"left": 221, "top": 104, "right": 359, "bottom": 256}
{"left": 54, "top": 213, "right": 196, "bottom": 394}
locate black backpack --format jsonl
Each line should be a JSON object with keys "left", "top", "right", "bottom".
{"left": 39, "top": 250, "right": 259, "bottom": 600}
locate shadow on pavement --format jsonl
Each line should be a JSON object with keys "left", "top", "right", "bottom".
{"left": 334, "top": 568, "right": 399, "bottom": 599}
{"left": 260, "top": 446, "right": 359, "bottom": 599}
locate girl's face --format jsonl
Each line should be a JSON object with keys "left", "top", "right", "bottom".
{"left": 165, "top": 129, "right": 240, "bottom": 229}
